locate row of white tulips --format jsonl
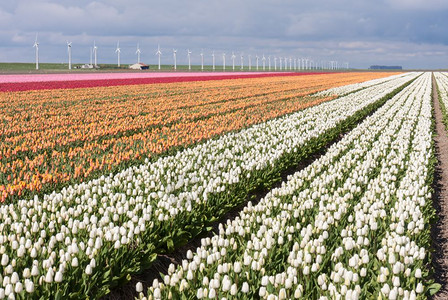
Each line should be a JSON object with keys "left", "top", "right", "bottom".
{"left": 140, "top": 72, "right": 436, "bottom": 299}
{"left": 0, "top": 73, "right": 420, "bottom": 298}
{"left": 314, "top": 73, "right": 412, "bottom": 97}
{"left": 434, "top": 72, "right": 448, "bottom": 117}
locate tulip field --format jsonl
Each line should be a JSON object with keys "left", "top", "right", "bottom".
{"left": 0, "top": 72, "right": 395, "bottom": 203}
{"left": 0, "top": 71, "right": 444, "bottom": 299}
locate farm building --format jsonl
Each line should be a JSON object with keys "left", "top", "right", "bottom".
{"left": 129, "top": 63, "right": 149, "bottom": 70}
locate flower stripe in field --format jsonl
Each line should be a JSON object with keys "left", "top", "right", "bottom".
{"left": 142, "top": 73, "right": 433, "bottom": 299}
{"left": 0, "top": 72, "right": 307, "bottom": 92}
{"left": 314, "top": 72, "right": 405, "bottom": 97}
{"left": 0, "top": 72, "right": 397, "bottom": 202}
{"left": 434, "top": 72, "right": 448, "bottom": 131}
{"left": 0, "top": 73, "right": 418, "bottom": 298}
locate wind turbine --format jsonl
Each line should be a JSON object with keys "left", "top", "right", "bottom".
{"left": 173, "top": 49, "right": 177, "bottom": 70}
{"left": 248, "top": 54, "right": 251, "bottom": 71}
{"left": 268, "top": 56, "right": 271, "bottom": 71}
{"left": 231, "top": 52, "right": 236, "bottom": 71}
{"left": 67, "top": 41, "right": 72, "bottom": 70}
{"left": 262, "top": 54, "right": 266, "bottom": 71}
{"left": 255, "top": 55, "right": 259, "bottom": 71}
{"left": 294, "top": 58, "right": 297, "bottom": 70}
{"left": 279, "top": 56, "right": 282, "bottom": 70}
{"left": 33, "top": 34, "right": 39, "bottom": 70}
{"left": 93, "top": 41, "right": 98, "bottom": 68}
{"left": 136, "top": 43, "right": 141, "bottom": 64}
{"left": 200, "top": 49, "right": 204, "bottom": 71}
{"left": 212, "top": 51, "right": 215, "bottom": 71}
{"left": 240, "top": 53, "right": 244, "bottom": 70}
{"left": 274, "top": 56, "right": 277, "bottom": 70}
{"left": 289, "top": 57, "right": 292, "bottom": 70}
{"left": 187, "top": 49, "right": 192, "bottom": 70}
{"left": 222, "top": 52, "right": 226, "bottom": 71}
{"left": 156, "top": 44, "right": 162, "bottom": 70}
{"left": 115, "top": 41, "right": 121, "bottom": 67}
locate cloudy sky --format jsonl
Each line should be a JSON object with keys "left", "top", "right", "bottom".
{"left": 1, "top": 0, "right": 447, "bottom": 69}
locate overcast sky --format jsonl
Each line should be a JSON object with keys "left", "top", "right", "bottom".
{"left": 1, "top": 0, "right": 447, "bottom": 69}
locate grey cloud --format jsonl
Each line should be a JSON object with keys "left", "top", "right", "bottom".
{"left": 1, "top": 0, "right": 448, "bottom": 68}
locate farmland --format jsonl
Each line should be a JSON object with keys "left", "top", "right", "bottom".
{"left": 0, "top": 71, "right": 445, "bottom": 299}
{"left": 0, "top": 72, "right": 395, "bottom": 203}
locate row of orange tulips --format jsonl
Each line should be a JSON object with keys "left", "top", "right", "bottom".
{"left": 0, "top": 72, "right": 398, "bottom": 202}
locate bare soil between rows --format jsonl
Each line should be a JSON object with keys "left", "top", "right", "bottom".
{"left": 431, "top": 75, "right": 448, "bottom": 299}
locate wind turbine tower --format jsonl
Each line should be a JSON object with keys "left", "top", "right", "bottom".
{"left": 33, "top": 34, "right": 39, "bottom": 70}
{"left": 187, "top": 49, "right": 192, "bottom": 70}
{"left": 173, "top": 49, "right": 177, "bottom": 70}
{"left": 268, "top": 56, "right": 271, "bottom": 71}
{"left": 240, "top": 53, "right": 244, "bottom": 70}
{"left": 93, "top": 41, "right": 98, "bottom": 68}
{"left": 156, "top": 44, "right": 162, "bottom": 70}
{"left": 262, "top": 54, "right": 266, "bottom": 71}
{"left": 248, "top": 54, "right": 251, "bottom": 71}
{"left": 279, "top": 56, "right": 282, "bottom": 70}
{"left": 136, "top": 43, "right": 141, "bottom": 64}
{"left": 256, "top": 55, "right": 259, "bottom": 71}
{"left": 200, "top": 50, "right": 204, "bottom": 71}
{"left": 115, "top": 41, "right": 121, "bottom": 67}
{"left": 231, "top": 52, "right": 236, "bottom": 71}
{"left": 212, "top": 51, "right": 215, "bottom": 71}
{"left": 274, "top": 56, "right": 277, "bottom": 70}
{"left": 222, "top": 52, "right": 226, "bottom": 71}
{"left": 67, "top": 41, "right": 72, "bottom": 70}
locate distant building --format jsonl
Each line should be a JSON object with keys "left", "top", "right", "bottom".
{"left": 369, "top": 65, "right": 402, "bottom": 70}
{"left": 81, "top": 64, "right": 94, "bottom": 69}
{"left": 129, "top": 63, "right": 149, "bottom": 70}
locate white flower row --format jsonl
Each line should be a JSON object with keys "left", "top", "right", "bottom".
{"left": 434, "top": 72, "right": 448, "bottom": 111}
{"left": 314, "top": 73, "right": 413, "bottom": 97}
{"left": 0, "top": 72, "right": 420, "bottom": 298}
{"left": 140, "top": 73, "right": 433, "bottom": 300}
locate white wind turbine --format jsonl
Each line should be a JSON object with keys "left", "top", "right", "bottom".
{"left": 255, "top": 54, "right": 259, "bottom": 71}
{"left": 289, "top": 57, "right": 292, "bottom": 70}
{"left": 222, "top": 52, "right": 226, "bottom": 71}
{"left": 212, "top": 51, "right": 215, "bottom": 71}
{"left": 262, "top": 54, "right": 266, "bottom": 71}
{"left": 240, "top": 53, "right": 244, "bottom": 70}
{"left": 279, "top": 56, "right": 282, "bottom": 70}
{"left": 274, "top": 56, "right": 277, "bottom": 70}
{"left": 248, "top": 54, "right": 251, "bottom": 71}
{"left": 93, "top": 41, "right": 98, "bottom": 68}
{"left": 136, "top": 43, "right": 141, "bottom": 64}
{"left": 231, "top": 52, "right": 236, "bottom": 71}
{"left": 187, "top": 49, "right": 192, "bottom": 70}
{"left": 173, "top": 49, "right": 177, "bottom": 70}
{"left": 67, "top": 41, "right": 72, "bottom": 70}
{"left": 33, "top": 34, "right": 39, "bottom": 70}
{"left": 156, "top": 44, "right": 162, "bottom": 70}
{"left": 200, "top": 49, "right": 204, "bottom": 71}
{"left": 115, "top": 41, "right": 121, "bottom": 67}
{"left": 268, "top": 56, "right": 271, "bottom": 71}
